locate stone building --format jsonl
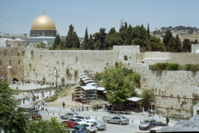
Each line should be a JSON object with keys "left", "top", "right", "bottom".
{"left": 26, "top": 14, "right": 57, "bottom": 46}
{"left": 6, "top": 39, "right": 27, "bottom": 48}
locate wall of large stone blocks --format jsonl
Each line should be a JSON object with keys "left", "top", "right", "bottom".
{"left": 136, "top": 67, "right": 199, "bottom": 115}
{"left": 23, "top": 49, "right": 120, "bottom": 84}
{"left": 1, "top": 45, "right": 199, "bottom": 116}
{"left": 168, "top": 53, "right": 199, "bottom": 65}
{"left": 0, "top": 48, "right": 25, "bottom": 82}
{"left": 137, "top": 52, "right": 199, "bottom": 65}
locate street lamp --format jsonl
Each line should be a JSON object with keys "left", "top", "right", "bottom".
{"left": 55, "top": 68, "right": 59, "bottom": 88}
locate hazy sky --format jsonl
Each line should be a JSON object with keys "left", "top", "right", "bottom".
{"left": 0, "top": 0, "right": 198, "bottom": 37}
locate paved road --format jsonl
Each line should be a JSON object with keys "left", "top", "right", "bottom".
{"left": 39, "top": 107, "right": 177, "bottom": 133}
{"left": 10, "top": 83, "right": 178, "bottom": 132}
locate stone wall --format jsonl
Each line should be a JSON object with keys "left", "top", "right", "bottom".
{"left": 1, "top": 45, "right": 199, "bottom": 115}
{"left": 23, "top": 49, "right": 120, "bottom": 84}
{"left": 0, "top": 48, "right": 25, "bottom": 83}
{"left": 137, "top": 68, "right": 199, "bottom": 115}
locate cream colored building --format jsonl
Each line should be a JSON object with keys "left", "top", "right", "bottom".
{"left": 26, "top": 14, "right": 56, "bottom": 46}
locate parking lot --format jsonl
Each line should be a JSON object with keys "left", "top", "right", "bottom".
{"left": 10, "top": 83, "right": 177, "bottom": 132}
{"left": 39, "top": 107, "right": 177, "bottom": 133}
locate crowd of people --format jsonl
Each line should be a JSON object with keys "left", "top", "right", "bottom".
{"left": 62, "top": 102, "right": 89, "bottom": 112}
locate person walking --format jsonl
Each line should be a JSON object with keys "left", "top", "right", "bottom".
{"left": 62, "top": 102, "right": 65, "bottom": 109}
{"left": 166, "top": 116, "right": 169, "bottom": 125}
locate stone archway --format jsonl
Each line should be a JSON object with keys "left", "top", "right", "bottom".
{"left": 13, "top": 78, "right": 19, "bottom": 84}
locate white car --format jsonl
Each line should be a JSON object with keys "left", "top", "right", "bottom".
{"left": 86, "top": 120, "right": 106, "bottom": 130}
{"left": 79, "top": 122, "right": 97, "bottom": 133}
{"left": 60, "top": 112, "right": 78, "bottom": 119}
{"left": 106, "top": 115, "right": 129, "bottom": 125}
{"left": 74, "top": 115, "right": 95, "bottom": 121}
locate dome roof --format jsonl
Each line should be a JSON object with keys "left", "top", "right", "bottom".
{"left": 31, "top": 15, "right": 56, "bottom": 30}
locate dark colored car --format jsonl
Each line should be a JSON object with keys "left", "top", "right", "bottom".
{"left": 62, "top": 120, "right": 78, "bottom": 128}
{"left": 139, "top": 118, "right": 166, "bottom": 130}
{"left": 32, "top": 111, "right": 42, "bottom": 120}
{"left": 70, "top": 125, "right": 88, "bottom": 133}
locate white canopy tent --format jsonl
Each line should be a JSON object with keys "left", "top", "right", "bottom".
{"left": 127, "top": 97, "right": 143, "bottom": 102}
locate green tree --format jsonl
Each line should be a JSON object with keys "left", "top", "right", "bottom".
{"left": 65, "top": 24, "right": 80, "bottom": 48}
{"left": 149, "top": 36, "right": 164, "bottom": 51}
{"left": 163, "top": 30, "right": 173, "bottom": 50}
{"left": 100, "top": 64, "right": 137, "bottom": 110}
{"left": 182, "top": 38, "right": 191, "bottom": 52}
{"left": 0, "top": 81, "right": 29, "bottom": 133}
{"left": 26, "top": 117, "right": 67, "bottom": 133}
{"left": 147, "top": 23, "right": 150, "bottom": 39}
{"left": 140, "top": 89, "right": 155, "bottom": 110}
{"left": 53, "top": 34, "right": 61, "bottom": 50}
{"left": 123, "top": 25, "right": 134, "bottom": 45}
{"left": 167, "top": 37, "right": 176, "bottom": 52}
{"left": 105, "top": 28, "right": 123, "bottom": 49}
{"left": 83, "top": 27, "right": 89, "bottom": 49}
{"left": 93, "top": 28, "right": 107, "bottom": 50}
{"left": 175, "top": 34, "right": 182, "bottom": 52}
{"left": 72, "top": 32, "right": 80, "bottom": 48}
{"left": 88, "top": 34, "right": 94, "bottom": 50}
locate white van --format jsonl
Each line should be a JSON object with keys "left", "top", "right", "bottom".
{"left": 79, "top": 122, "right": 97, "bottom": 133}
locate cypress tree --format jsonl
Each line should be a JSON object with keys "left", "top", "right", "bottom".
{"left": 65, "top": 24, "right": 80, "bottom": 48}
{"left": 147, "top": 23, "right": 150, "bottom": 39}
{"left": 53, "top": 34, "right": 61, "bottom": 50}
{"left": 83, "top": 27, "right": 89, "bottom": 49}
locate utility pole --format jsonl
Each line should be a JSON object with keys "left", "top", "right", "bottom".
{"left": 55, "top": 69, "right": 58, "bottom": 88}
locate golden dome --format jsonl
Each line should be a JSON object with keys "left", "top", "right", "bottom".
{"left": 31, "top": 15, "right": 56, "bottom": 30}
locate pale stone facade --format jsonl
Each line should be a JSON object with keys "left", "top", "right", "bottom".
{"left": 0, "top": 45, "right": 199, "bottom": 116}
{"left": 6, "top": 40, "right": 27, "bottom": 48}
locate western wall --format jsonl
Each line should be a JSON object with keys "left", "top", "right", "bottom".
{"left": 0, "top": 45, "right": 199, "bottom": 115}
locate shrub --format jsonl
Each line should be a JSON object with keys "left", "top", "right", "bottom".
{"left": 185, "top": 64, "right": 199, "bottom": 72}
{"left": 185, "top": 64, "right": 192, "bottom": 71}
{"left": 156, "top": 63, "right": 168, "bottom": 71}
{"left": 190, "top": 64, "right": 199, "bottom": 72}
{"left": 150, "top": 63, "right": 199, "bottom": 72}
{"left": 165, "top": 63, "right": 179, "bottom": 70}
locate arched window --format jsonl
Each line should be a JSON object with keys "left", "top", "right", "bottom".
{"left": 124, "top": 55, "right": 128, "bottom": 61}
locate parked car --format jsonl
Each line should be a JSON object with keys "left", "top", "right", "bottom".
{"left": 62, "top": 120, "right": 78, "bottom": 128}
{"left": 60, "top": 112, "right": 78, "bottom": 119}
{"left": 86, "top": 120, "right": 106, "bottom": 130}
{"left": 139, "top": 118, "right": 167, "bottom": 130}
{"left": 68, "top": 118, "right": 85, "bottom": 125}
{"left": 74, "top": 115, "right": 95, "bottom": 121}
{"left": 70, "top": 125, "right": 89, "bottom": 133}
{"left": 32, "top": 111, "right": 42, "bottom": 120}
{"left": 106, "top": 115, "right": 129, "bottom": 125}
{"left": 79, "top": 122, "right": 97, "bottom": 133}
{"left": 17, "top": 105, "right": 41, "bottom": 120}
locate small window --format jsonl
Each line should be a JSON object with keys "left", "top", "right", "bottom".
{"left": 124, "top": 55, "right": 128, "bottom": 61}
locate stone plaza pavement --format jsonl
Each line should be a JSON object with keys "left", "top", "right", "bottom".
{"left": 9, "top": 83, "right": 178, "bottom": 132}
{"left": 40, "top": 106, "right": 177, "bottom": 126}
{"left": 38, "top": 106, "right": 178, "bottom": 133}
